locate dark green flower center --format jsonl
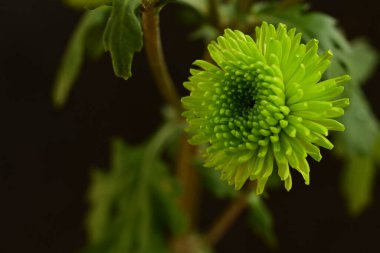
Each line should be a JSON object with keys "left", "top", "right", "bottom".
{"left": 208, "top": 62, "right": 288, "bottom": 152}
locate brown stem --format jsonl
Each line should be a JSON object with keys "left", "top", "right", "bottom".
{"left": 204, "top": 193, "right": 248, "bottom": 245}
{"left": 238, "top": 0, "right": 254, "bottom": 13}
{"left": 209, "top": 0, "right": 221, "bottom": 29}
{"left": 142, "top": 5, "right": 201, "bottom": 253}
{"left": 176, "top": 135, "right": 200, "bottom": 230}
{"left": 142, "top": 7, "right": 182, "bottom": 111}
{"left": 204, "top": 182, "right": 256, "bottom": 245}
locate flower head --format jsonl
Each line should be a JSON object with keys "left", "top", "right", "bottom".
{"left": 182, "top": 22, "right": 350, "bottom": 194}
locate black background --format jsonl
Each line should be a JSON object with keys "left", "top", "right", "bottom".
{"left": 0, "top": 0, "right": 379, "bottom": 252}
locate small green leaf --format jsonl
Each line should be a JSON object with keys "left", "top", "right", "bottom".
{"left": 341, "top": 154, "right": 377, "bottom": 215}
{"left": 247, "top": 193, "right": 278, "bottom": 249}
{"left": 53, "top": 6, "right": 110, "bottom": 107}
{"left": 64, "top": 0, "right": 112, "bottom": 9}
{"left": 103, "top": 0, "right": 143, "bottom": 79}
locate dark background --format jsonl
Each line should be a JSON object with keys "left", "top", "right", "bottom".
{"left": 0, "top": 0, "right": 379, "bottom": 252}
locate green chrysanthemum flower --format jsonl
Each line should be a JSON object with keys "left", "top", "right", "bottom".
{"left": 182, "top": 22, "right": 350, "bottom": 194}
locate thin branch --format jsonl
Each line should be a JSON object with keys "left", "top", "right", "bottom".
{"left": 141, "top": 5, "right": 201, "bottom": 253}
{"left": 176, "top": 135, "right": 200, "bottom": 230}
{"left": 209, "top": 0, "right": 222, "bottom": 29}
{"left": 238, "top": 0, "right": 255, "bottom": 13}
{"left": 142, "top": 7, "right": 182, "bottom": 111}
{"left": 204, "top": 182, "right": 256, "bottom": 245}
{"left": 204, "top": 194, "right": 248, "bottom": 245}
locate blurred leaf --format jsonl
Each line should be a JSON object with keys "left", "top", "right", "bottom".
{"left": 331, "top": 39, "right": 379, "bottom": 151}
{"left": 85, "top": 19, "right": 110, "bottom": 60}
{"left": 247, "top": 193, "right": 277, "bottom": 249}
{"left": 177, "top": 0, "right": 208, "bottom": 15}
{"left": 345, "top": 39, "right": 378, "bottom": 87}
{"left": 86, "top": 140, "right": 151, "bottom": 251}
{"left": 103, "top": 0, "right": 143, "bottom": 79}
{"left": 334, "top": 39, "right": 379, "bottom": 155}
{"left": 332, "top": 39, "right": 379, "bottom": 215}
{"left": 151, "top": 170, "right": 187, "bottom": 235}
{"left": 254, "top": 4, "right": 351, "bottom": 67}
{"left": 197, "top": 162, "right": 237, "bottom": 198}
{"left": 85, "top": 121, "right": 185, "bottom": 253}
{"left": 143, "top": 121, "right": 187, "bottom": 235}
{"left": 341, "top": 154, "right": 376, "bottom": 215}
{"left": 64, "top": 0, "right": 112, "bottom": 9}
{"left": 340, "top": 91, "right": 379, "bottom": 155}
{"left": 53, "top": 6, "right": 110, "bottom": 107}
{"left": 191, "top": 25, "right": 219, "bottom": 42}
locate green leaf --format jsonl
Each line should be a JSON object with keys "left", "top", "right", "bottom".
{"left": 328, "top": 39, "right": 379, "bottom": 215}
{"left": 151, "top": 162, "right": 187, "bottom": 235}
{"left": 103, "top": 0, "right": 143, "bottom": 79}
{"left": 190, "top": 25, "right": 219, "bottom": 42}
{"left": 345, "top": 39, "right": 378, "bottom": 87}
{"left": 247, "top": 193, "right": 278, "bottom": 249}
{"left": 85, "top": 139, "right": 170, "bottom": 253}
{"left": 340, "top": 91, "right": 379, "bottom": 155}
{"left": 84, "top": 120, "right": 184, "bottom": 253}
{"left": 341, "top": 154, "right": 377, "bottom": 215}
{"left": 64, "top": 0, "right": 112, "bottom": 9}
{"left": 254, "top": 4, "right": 351, "bottom": 67}
{"left": 333, "top": 39, "right": 379, "bottom": 155}
{"left": 53, "top": 6, "right": 111, "bottom": 107}
{"left": 143, "top": 121, "right": 187, "bottom": 235}
{"left": 86, "top": 139, "right": 146, "bottom": 244}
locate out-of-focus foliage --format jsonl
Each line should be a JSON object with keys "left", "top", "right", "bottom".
{"left": 253, "top": 4, "right": 351, "bottom": 55}
{"left": 335, "top": 39, "right": 379, "bottom": 214}
{"left": 53, "top": 6, "right": 110, "bottom": 107}
{"left": 84, "top": 122, "right": 186, "bottom": 253}
{"left": 64, "top": 0, "right": 112, "bottom": 9}
{"left": 341, "top": 154, "right": 377, "bottom": 215}
{"left": 247, "top": 193, "right": 277, "bottom": 249}
{"left": 103, "top": 0, "right": 144, "bottom": 79}
{"left": 177, "top": 0, "right": 207, "bottom": 15}
{"left": 335, "top": 39, "right": 379, "bottom": 155}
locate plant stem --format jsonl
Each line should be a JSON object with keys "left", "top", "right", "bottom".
{"left": 176, "top": 134, "right": 200, "bottom": 229}
{"left": 204, "top": 193, "right": 249, "bottom": 245}
{"left": 238, "top": 0, "right": 254, "bottom": 13}
{"left": 142, "top": 7, "right": 182, "bottom": 111}
{"left": 204, "top": 182, "right": 256, "bottom": 245}
{"left": 141, "top": 5, "right": 201, "bottom": 252}
{"left": 209, "top": 0, "right": 222, "bottom": 29}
